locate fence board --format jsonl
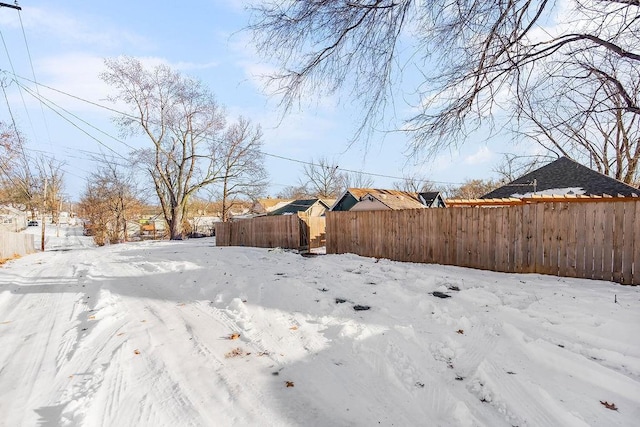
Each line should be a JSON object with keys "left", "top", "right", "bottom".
{"left": 591, "top": 203, "right": 605, "bottom": 280}
{"left": 558, "top": 203, "right": 570, "bottom": 278}
{"left": 612, "top": 202, "right": 625, "bottom": 283}
{"left": 464, "top": 208, "right": 473, "bottom": 268}
{"left": 542, "top": 203, "right": 555, "bottom": 276}
{"left": 573, "top": 203, "right": 587, "bottom": 279}
{"left": 621, "top": 202, "right": 635, "bottom": 284}
{"left": 512, "top": 206, "right": 522, "bottom": 273}
{"left": 634, "top": 203, "right": 640, "bottom": 284}
{"left": 533, "top": 203, "right": 544, "bottom": 273}
{"left": 602, "top": 203, "right": 615, "bottom": 283}
{"left": 496, "top": 208, "right": 507, "bottom": 272}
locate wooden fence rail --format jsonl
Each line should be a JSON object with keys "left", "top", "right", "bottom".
{"left": 0, "top": 231, "right": 35, "bottom": 260}
{"left": 326, "top": 201, "right": 640, "bottom": 285}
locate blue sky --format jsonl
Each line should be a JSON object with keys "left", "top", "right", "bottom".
{"left": 0, "top": 0, "right": 528, "bottom": 200}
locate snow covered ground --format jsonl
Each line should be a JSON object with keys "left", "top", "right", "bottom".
{"left": 1, "top": 224, "right": 639, "bottom": 426}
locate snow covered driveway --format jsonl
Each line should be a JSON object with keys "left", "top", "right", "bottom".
{"left": 0, "top": 231, "right": 639, "bottom": 426}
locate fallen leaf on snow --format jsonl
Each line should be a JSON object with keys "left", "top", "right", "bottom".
{"left": 285, "top": 381, "right": 294, "bottom": 388}
{"left": 134, "top": 349, "right": 140, "bottom": 355}
{"left": 116, "top": 332, "right": 125, "bottom": 336}
{"left": 290, "top": 326, "right": 298, "bottom": 331}
{"left": 88, "top": 316, "right": 95, "bottom": 320}
{"left": 227, "top": 333, "right": 241, "bottom": 340}
{"left": 225, "top": 347, "right": 246, "bottom": 358}
{"left": 456, "top": 329, "right": 464, "bottom": 334}
{"left": 600, "top": 401, "right": 618, "bottom": 411}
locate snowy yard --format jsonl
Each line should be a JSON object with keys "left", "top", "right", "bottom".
{"left": 1, "top": 225, "right": 639, "bottom": 426}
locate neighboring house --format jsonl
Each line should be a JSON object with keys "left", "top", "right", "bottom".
{"left": 0, "top": 205, "right": 27, "bottom": 232}
{"left": 331, "top": 188, "right": 446, "bottom": 211}
{"left": 189, "top": 215, "right": 220, "bottom": 236}
{"left": 482, "top": 157, "right": 640, "bottom": 199}
{"left": 269, "top": 199, "right": 330, "bottom": 217}
{"left": 418, "top": 192, "right": 447, "bottom": 208}
{"left": 251, "top": 198, "right": 294, "bottom": 216}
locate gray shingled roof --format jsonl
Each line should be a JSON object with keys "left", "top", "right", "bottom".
{"left": 269, "top": 199, "right": 327, "bottom": 215}
{"left": 482, "top": 157, "right": 640, "bottom": 199}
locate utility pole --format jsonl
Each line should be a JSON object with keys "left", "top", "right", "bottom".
{"left": 41, "top": 177, "right": 47, "bottom": 251}
{"left": 0, "top": 2, "right": 21, "bottom": 11}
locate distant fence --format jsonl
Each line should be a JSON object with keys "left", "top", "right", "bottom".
{"left": 215, "top": 215, "right": 327, "bottom": 251}
{"left": 216, "top": 215, "right": 306, "bottom": 250}
{"left": 326, "top": 201, "right": 640, "bottom": 285}
{"left": 0, "top": 231, "right": 35, "bottom": 259}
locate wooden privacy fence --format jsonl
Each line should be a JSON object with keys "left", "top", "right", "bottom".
{"left": 215, "top": 215, "right": 327, "bottom": 251}
{"left": 0, "top": 231, "right": 35, "bottom": 259}
{"left": 215, "top": 215, "right": 302, "bottom": 250}
{"left": 326, "top": 200, "right": 640, "bottom": 285}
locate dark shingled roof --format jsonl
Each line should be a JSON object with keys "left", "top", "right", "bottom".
{"left": 482, "top": 157, "right": 640, "bottom": 199}
{"left": 418, "top": 191, "right": 446, "bottom": 207}
{"left": 269, "top": 199, "right": 327, "bottom": 215}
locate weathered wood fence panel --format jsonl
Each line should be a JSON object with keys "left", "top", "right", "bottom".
{"left": 304, "top": 216, "right": 327, "bottom": 249}
{"left": 326, "top": 201, "right": 640, "bottom": 285}
{"left": 0, "top": 231, "right": 35, "bottom": 259}
{"left": 215, "top": 215, "right": 307, "bottom": 250}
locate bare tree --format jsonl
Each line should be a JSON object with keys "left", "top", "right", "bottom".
{"left": 101, "top": 57, "right": 226, "bottom": 239}
{"left": 444, "top": 179, "right": 501, "bottom": 199}
{"left": 300, "top": 157, "right": 346, "bottom": 198}
{"left": 343, "top": 171, "right": 374, "bottom": 189}
{"left": 276, "top": 185, "right": 312, "bottom": 199}
{"left": 79, "top": 159, "right": 142, "bottom": 245}
{"left": 0, "top": 122, "right": 38, "bottom": 214}
{"left": 515, "top": 55, "right": 640, "bottom": 184}
{"left": 0, "top": 121, "right": 23, "bottom": 193}
{"left": 215, "top": 117, "right": 268, "bottom": 222}
{"left": 493, "top": 154, "right": 551, "bottom": 183}
{"left": 249, "top": 1, "right": 640, "bottom": 154}
{"left": 35, "top": 156, "right": 66, "bottom": 224}
{"left": 393, "top": 174, "right": 436, "bottom": 193}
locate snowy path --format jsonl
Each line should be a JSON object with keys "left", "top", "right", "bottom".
{"left": 0, "top": 230, "right": 639, "bottom": 426}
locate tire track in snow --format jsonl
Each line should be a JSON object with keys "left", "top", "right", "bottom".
{"left": 0, "top": 253, "right": 82, "bottom": 426}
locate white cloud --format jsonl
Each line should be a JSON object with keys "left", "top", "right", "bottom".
{"left": 463, "top": 145, "right": 493, "bottom": 165}
{"left": 36, "top": 53, "right": 110, "bottom": 109}
{"left": 1, "top": 7, "right": 153, "bottom": 52}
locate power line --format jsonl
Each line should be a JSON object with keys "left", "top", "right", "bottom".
{"left": 0, "top": 28, "right": 37, "bottom": 137}
{"left": 15, "top": 79, "right": 138, "bottom": 152}
{"left": 4, "top": 70, "right": 470, "bottom": 187}
{"left": 17, "top": 82, "right": 130, "bottom": 162}
{"left": 17, "top": 7, "right": 53, "bottom": 146}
